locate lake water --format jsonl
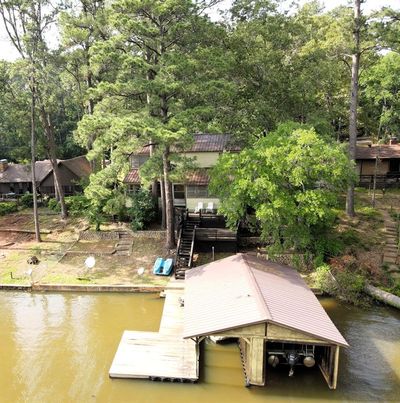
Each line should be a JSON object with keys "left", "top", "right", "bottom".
{"left": 0, "top": 292, "right": 399, "bottom": 403}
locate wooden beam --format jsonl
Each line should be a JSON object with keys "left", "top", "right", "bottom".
{"left": 332, "top": 346, "right": 340, "bottom": 390}
{"left": 248, "top": 337, "right": 265, "bottom": 386}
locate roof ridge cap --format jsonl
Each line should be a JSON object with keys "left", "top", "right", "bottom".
{"left": 242, "top": 254, "right": 272, "bottom": 321}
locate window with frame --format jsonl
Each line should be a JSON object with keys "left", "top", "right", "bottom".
{"left": 130, "top": 155, "right": 149, "bottom": 169}
{"left": 173, "top": 184, "right": 185, "bottom": 199}
{"left": 186, "top": 185, "right": 209, "bottom": 198}
{"left": 127, "top": 184, "right": 140, "bottom": 194}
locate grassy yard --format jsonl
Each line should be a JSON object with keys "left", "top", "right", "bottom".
{"left": 0, "top": 210, "right": 170, "bottom": 286}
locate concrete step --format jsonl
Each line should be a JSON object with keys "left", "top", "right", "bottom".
{"left": 383, "top": 247, "right": 399, "bottom": 255}
{"left": 388, "top": 267, "right": 400, "bottom": 274}
{"left": 384, "top": 257, "right": 398, "bottom": 264}
{"left": 118, "top": 241, "right": 132, "bottom": 246}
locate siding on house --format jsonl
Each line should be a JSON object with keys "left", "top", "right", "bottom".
{"left": 124, "top": 134, "right": 240, "bottom": 211}
{"left": 358, "top": 160, "right": 389, "bottom": 176}
{"left": 183, "top": 152, "right": 220, "bottom": 168}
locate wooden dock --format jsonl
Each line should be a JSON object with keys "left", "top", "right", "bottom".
{"left": 109, "top": 282, "right": 199, "bottom": 382}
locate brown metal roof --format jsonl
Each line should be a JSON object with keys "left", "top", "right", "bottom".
{"left": 123, "top": 169, "right": 141, "bottom": 184}
{"left": 184, "top": 254, "right": 348, "bottom": 347}
{"left": 136, "top": 134, "right": 241, "bottom": 155}
{"left": 123, "top": 168, "right": 210, "bottom": 185}
{"left": 356, "top": 144, "right": 400, "bottom": 160}
{"left": 185, "top": 170, "right": 210, "bottom": 185}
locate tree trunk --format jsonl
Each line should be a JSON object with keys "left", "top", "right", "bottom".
{"left": 346, "top": 0, "right": 361, "bottom": 218}
{"left": 30, "top": 75, "right": 41, "bottom": 243}
{"left": 39, "top": 107, "right": 68, "bottom": 219}
{"left": 162, "top": 148, "right": 175, "bottom": 249}
{"left": 160, "top": 178, "right": 166, "bottom": 229}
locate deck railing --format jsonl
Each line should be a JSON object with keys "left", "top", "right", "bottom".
{"left": 188, "top": 225, "right": 197, "bottom": 269}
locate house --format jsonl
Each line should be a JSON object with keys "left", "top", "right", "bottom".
{"left": 123, "top": 134, "right": 240, "bottom": 211}
{"left": 0, "top": 156, "right": 91, "bottom": 197}
{"left": 356, "top": 141, "right": 400, "bottom": 188}
{"left": 184, "top": 253, "right": 348, "bottom": 389}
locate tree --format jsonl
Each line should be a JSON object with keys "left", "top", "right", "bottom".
{"left": 60, "top": 0, "right": 109, "bottom": 169}
{"left": 76, "top": 0, "right": 221, "bottom": 249}
{"left": 362, "top": 52, "right": 400, "bottom": 140}
{"left": 210, "top": 122, "right": 353, "bottom": 253}
{"left": 346, "top": 0, "right": 362, "bottom": 218}
{"left": 0, "top": 0, "right": 69, "bottom": 219}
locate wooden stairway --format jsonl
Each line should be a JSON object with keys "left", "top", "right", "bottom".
{"left": 175, "top": 219, "right": 199, "bottom": 279}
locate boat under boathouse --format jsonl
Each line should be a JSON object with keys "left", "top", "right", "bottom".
{"left": 183, "top": 253, "right": 349, "bottom": 389}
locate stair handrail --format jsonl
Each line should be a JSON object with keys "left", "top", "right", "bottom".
{"left": 176, "top": 227, "right": 183, "bottom": 262}
{"left": 188, "top": 225, "right": 197, "bottom": 268}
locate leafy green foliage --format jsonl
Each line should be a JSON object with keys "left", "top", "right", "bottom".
{"left": 210, "top": 122, "right": 354, "bottom": 253}
{"left": 0, "top": 202, "right": 18, "bottom": 216}
{"left": 314, "top": 264, "right": 366, "bottom": 305}
{"left": 19, "top": 193, "right": 34, "bottom": 208}
{"left": 48, "top": 196, "right": 91, "bottom": 216}
{"left": 127, "top": 189, "right": 156, "bottom": 231}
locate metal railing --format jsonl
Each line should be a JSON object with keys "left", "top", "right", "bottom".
{"left": 188, "top": 225, "right": 197, "bottom": 269}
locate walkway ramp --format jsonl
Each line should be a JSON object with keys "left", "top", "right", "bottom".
{"left": 109, "top": 286, "right": 199, "bottom": 382}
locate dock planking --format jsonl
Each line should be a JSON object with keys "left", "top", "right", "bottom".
{"left": 109, "top": 284, "right": 199, "bottom": 382}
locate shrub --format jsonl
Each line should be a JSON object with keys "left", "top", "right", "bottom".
{"left": 127, "top": 189, "right": 156, "bottom": 231}
{"left": 48, "top": 196, "right": 90, "bottom": 216}
{"left": 314, "top": 264, "right": 366, "bottom": 305}
{"left": 0, "top": 202, "right": 18, "bottom": 216}
{"left": 20, "top": 193, "right": 34, "bottom": 208}
{"left": 65, "top": 196, "right": 90, "bottom": 216}
{"left": 48, "top": 198, "right": 61, "bottom": 212}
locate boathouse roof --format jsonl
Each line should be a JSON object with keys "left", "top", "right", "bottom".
{"left": 183, "top": 254, "right": 348, "bottom": 347}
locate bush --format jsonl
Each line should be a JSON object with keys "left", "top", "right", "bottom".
{"left": 48, "top": 196, "right": 90, "bottom": 216}
{"left": 0, "top": 202, "right": 18, "bottom": 216}
{"left": 20, "top": 193, "right": 34, "bottom": 208}
{"left": 65, "top": 196, "right": 90, "bottom": 216}
{"left": 48, "top": 198, "right": 61, "bottom": 212}
{"left": 314, "top": 264, "right": 366, "bottom": 305}
{"left": 127, "top": 189, "right": 156, "bottom": 231}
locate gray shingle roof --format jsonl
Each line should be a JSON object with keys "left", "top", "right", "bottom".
{"left": 0, "top": 156, "right": 91, "bottom": 184}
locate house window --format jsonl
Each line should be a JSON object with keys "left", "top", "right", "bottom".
{"left": 173, "top": 184, "right": 185, "bottom": 199}
{"left": 186, "top": 185, "right": 209, "bottom": 198}
{"left": 127, "top": 184, "right": 140, "bottom": 194}
{"left": 130, "top": 155, "right": 149, "bottom": 169}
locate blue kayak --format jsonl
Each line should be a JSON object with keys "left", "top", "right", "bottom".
{"left": 162, "top": 258, "right": 174, "bottom": 276}
{"left": 152, "top": 257, "right": 174, "bottom": 276}
{"left": 153, "top": 257, "right": 164, "bottom": 275}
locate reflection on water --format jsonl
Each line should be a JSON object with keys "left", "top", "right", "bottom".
{"left": 0, "top": 292, "right": 399, "bottom": 403}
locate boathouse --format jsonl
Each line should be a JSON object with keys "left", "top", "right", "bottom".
{"left": 183, "top": 254, "right": 348, "bottom": 389}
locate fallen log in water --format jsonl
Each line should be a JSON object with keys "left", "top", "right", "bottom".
{"left": 364, "top": 284, "right": 400, "bottom": 309}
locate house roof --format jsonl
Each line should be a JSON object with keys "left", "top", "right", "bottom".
{"left": 123, "top": 168, "right": 211, "bottom": 185}
{"left": 185, "top": 169, "right": 210, "bottom": 185}
{"left": 136, "top": 133, "right": 241, "bottom": 155}
{"left": 0, "top": 156, "right": 91, "bottom": 184}
{"left": 61, "top": 156, "right": 91, "bottom": 178}
{"left": 0, "top": 161, "right": 52, "bottom": 183}
{"left": 356, "top": 144, "right": 400, "bottom": 160}
{"left": 184, "top": 254, "right": 348, "bottom": 347}
{"left": 123, "top": 169, "right": 141, "bottom": 184}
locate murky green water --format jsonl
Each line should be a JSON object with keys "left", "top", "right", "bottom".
{"left": 0, "top": 292, "right": 399, "bottom": 403}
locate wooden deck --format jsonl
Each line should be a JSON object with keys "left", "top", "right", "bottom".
{"left": 109, "top": 284, "right": 199, "bottom": 382}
